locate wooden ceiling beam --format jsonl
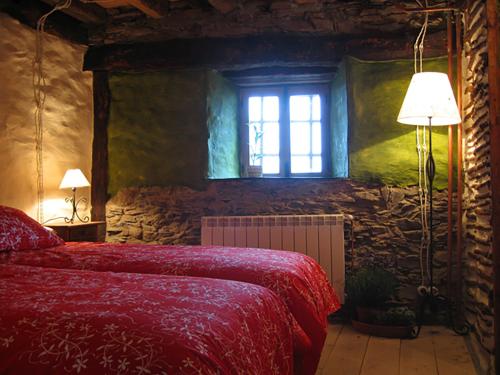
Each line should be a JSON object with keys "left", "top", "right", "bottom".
{"left": 207, "top": 0, "right": 237, "bottom": 14}
{"left": 39, "top": 0, "right": 107, "bottom": 24}
{"left": 222, "top": 66, "right": 337, "bottom": 86}
{"left": 126, "top": 0, "right": 168, "bottom": 18}
{"left": 1, "top": 0, "right": 88, "bottom": 44}
{"left": 83, "top": 31, "right": 447, "bottom": 72}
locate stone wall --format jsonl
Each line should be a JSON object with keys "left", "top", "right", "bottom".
{"left": 107, "top": 179, "right": 452, "bottom": 305}
{"left": 462, "top": 1, "right": 495, "bottom": 374}
{"left": 0, "top": 13, "right": 93, "bottom": 220}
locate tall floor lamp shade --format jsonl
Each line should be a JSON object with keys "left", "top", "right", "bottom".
{"left": 398, "top": 72, "right": 461, "bottom": 126}
{"left": 397, "top": 72, "right": 460, "bottom": 336}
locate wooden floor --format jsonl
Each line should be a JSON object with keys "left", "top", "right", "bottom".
{"left": 316, "top": 324, "right": 477, "bottom": 375}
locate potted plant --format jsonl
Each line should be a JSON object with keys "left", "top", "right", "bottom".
{"left": 248, "top": 123, "right": 263, "bottom": 177}
{"left": 346, "top": 266, "right": 416, "bottom": 338}
{"left": 352, "top": 307, "right": 416, "bottom": 339}
{"left": 345, "top": 266, "right": 399, "bottom": 323}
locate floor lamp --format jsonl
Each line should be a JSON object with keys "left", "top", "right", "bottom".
{"left": 397, "top": 72, "right": 462, "bottom": 336}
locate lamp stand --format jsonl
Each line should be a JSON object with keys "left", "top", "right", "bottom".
{"left": 64, "top": 187, "right": 90, "bottom": 224}
{"left": 413, "top": 117, "right": 469, "bottom": 338}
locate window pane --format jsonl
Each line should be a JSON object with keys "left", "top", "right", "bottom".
{"left": 249, "top": 122, "right": 262, "bottom": 166}
{"left": 290, "top": 122, "right": 311, "bottom": 154}
{"left": 291, "top": 156, "right": 311, "bottom": 173}
{"left": 245, "top": 90, "right": 325, "bottom": 176}
{"left": 263, "top": 122, "right": 279, "bottom": 154}
{"left": 262, "top": 156, "right": 280, "bottom": 174}
{"left": 249, "top": 97, "right": 261, "bottom": 122}
{"left": 312, "top": 95, "right": 321, "bottom": 121}
{"left": 290, "top": 95, "right": 311, "bottom": 121}
{"left": 311, "top": 156, "right": 322, "bottom": 173}
{"left": 312, "top": 122, "right": 322, "bottom": 154}
{"left": 290, "top": 156, "right": 322, "bottom": 173}
{"left": 263, "top": 96, "right": 279, "bottom": 121}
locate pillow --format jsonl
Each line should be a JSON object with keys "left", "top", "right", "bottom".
{"left": 0, "top": 205, "right": 64, "bottom": 251}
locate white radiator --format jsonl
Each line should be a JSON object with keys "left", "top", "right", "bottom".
{"left": 201, "top": 214, "right": 345, "bottom": 303}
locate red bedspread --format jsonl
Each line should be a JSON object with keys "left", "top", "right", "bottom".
{"left": 0, "top": 264, "right": 293, "bottom": 374}
{"left": 0, "top": 243, "right": 340, "bottom": 374}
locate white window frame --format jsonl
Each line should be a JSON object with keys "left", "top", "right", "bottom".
{"left": 240, "top": 84, "right": 331, "bottom": 177}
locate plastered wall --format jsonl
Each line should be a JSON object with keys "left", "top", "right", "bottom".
{"left": 108, "top": 69, "right": 239, "bottom": 194}
{"left": 108, "top": 70, "right": 209, "bottom": 194}
{"left": 206, "top": 70, "right": 239, "bottom": 179}
{"left": 347, "top": 56, "right": 454, "bottom": 189}
{"left": 0, "top": 13, "right": 93, "bottom": 220}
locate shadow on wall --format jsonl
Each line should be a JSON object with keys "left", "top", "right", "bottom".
{"left": 347, "top": 56, "right": 456, "bottom": 189}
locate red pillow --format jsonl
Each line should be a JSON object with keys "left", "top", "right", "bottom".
{"left": 0, "top": 206, "right": 64, "bottom": 251}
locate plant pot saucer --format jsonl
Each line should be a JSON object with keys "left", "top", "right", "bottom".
{"left": 352, "top": 320, "right": 413, "bottom": 339}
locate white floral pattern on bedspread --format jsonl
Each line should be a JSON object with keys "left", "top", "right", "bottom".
{"left": 0, "top": 243, "right": 340, "bottom": 374}
{"left": 0, "top": 264, "right": 293, "bottom": 375}
{"left": 0, "top": 206, "right": 63, "bottom": 251}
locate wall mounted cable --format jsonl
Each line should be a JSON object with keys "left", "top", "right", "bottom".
{"left": 33, "top": 0, "right": 72, "bottom": 222}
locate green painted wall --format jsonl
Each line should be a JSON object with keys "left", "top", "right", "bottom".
{"left": 347, "top": 56, "right": 455, "bottom": 189}
{"left": 206, "top": 70, "right": 240, "bottom": 178}
{"left": 108, "top": 70, "right": 209, "bottom": 195}
{"left": 330, "top": 60, "right": 349, "bottom": 178}
{"left": 107, "top": 58, "right": 456, "bottom": 194}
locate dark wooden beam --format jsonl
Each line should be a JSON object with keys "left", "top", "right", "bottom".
{"left": 222, "top": 66, "right": 337, "bottom": 86}
{"left": 0, "top": 0, "right": 88, "bottom": 44}
{"left": 127, "top": 0, "right": 169, "bottom": 18}
{"left": 83, "top": 31, "right": 447, "bottom": 72}
{"left": 40, "top": 0, "right": 107, "bottom": 24}
{"left": 91, "top": 71, "right": 110, "bottom": 222}
{"left": 207, "top": 0, "right": 237, "bottom": 14}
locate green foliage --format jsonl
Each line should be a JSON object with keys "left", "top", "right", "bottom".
{"left": 345, "top": 266, "right": 399, "bottom": 309}
{"left": 248, "top": 122, "right": 264, "bottom": 165}
{"left": 377, "top": 307, "right": 416, "bottom": 326}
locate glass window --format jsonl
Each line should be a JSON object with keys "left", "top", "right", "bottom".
{"left": 289, "top": 95, "right": 322, "bottom": 174}
{"left": 242, "top": 86, "right": 328, "bottom": 177}
{"left": 248, "top": 96, "right": 280, "bottom": 174}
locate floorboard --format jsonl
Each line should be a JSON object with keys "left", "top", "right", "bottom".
{"left": 360, "top": 336, "right": 400, "bottom": 375}
{"left": 316, "top": 324, "right": 477, "bottom": 375}
{"left": 320, "top": 325, "right": 369, "bottom": 375}
{"left": 399, "top": 329, "right": 438, "bottom": 375}
{"left": 431, "top": 327, "right": 477, "bottom": 375}
{"left": 317, "top": 324, "right": 343, "bottom": 371}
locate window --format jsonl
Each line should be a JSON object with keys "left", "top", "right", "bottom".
{"left": 241, "top": 85, "right": 330, "bottom": 177}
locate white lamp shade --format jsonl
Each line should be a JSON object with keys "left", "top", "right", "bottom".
{"left": 397, "top": 72, "right": 461, "bottom": 126}
{"left": 59, "top": 169, "right": 90, "bottom": 189}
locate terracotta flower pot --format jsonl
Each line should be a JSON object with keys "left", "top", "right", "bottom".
{"left": 248, "top": 165, "right": 262, "bottom": 177}
{"left": 356, "top": 307, "right": 382, "bottom": 323}
{"left": 352, "top": 320, "right": 413, "bottom": 339}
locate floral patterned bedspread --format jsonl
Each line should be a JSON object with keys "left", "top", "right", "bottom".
{"left": 0, "top": 243, "right": 340, "bottom": 374}
{"left": 0, "top": 264, "right": 293, "bottom": 374}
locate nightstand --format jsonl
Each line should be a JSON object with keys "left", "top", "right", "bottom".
{"left": 47, "top": 221, "right": 106, "bottom": 242}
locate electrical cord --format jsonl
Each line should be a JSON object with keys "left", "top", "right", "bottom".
{"left": 33, "top": 0, "right": 72, "bottom": 223}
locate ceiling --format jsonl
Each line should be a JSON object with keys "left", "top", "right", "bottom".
{"left": 0, "top": 0, "right": 461, "bottom": 73}
{"left": 2, "top": 0, "right": 458, "bottom": 46}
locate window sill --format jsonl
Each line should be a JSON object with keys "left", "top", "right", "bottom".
{"left": 207, "top": 176, "right": 348, "bottom": 181}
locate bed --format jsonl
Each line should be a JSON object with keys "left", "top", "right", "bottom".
{"left": 0, "top": 263, "right": 293, "bottom": 374}
{"left": 0, "top": 205, "right": 341, "bottom": 374}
